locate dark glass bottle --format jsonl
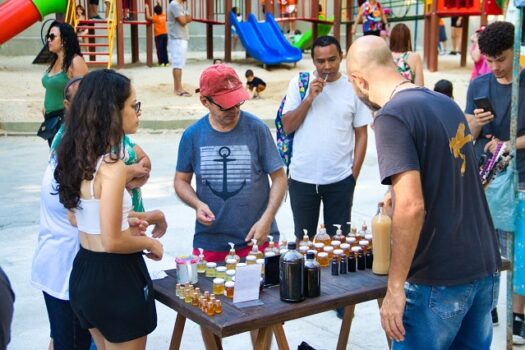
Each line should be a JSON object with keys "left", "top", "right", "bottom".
{"left": 280, "top": 242, "right": 305, "bottom": 302}
{"left": 340, "top": 254, "right": 347, "bottom": 274}
{"left": 304, "top": 251, "right": 321, "bottom": 297}
{"left": 331, "top": 257, "right": 339, "bottom": 276}
{"left": 348, "top": 252, "right": 356, "bottom": 272}
{"left": 365, "top": 249, "right": 373, "bottom": 269}
{"left": 357, "top": 249, "right": 365, "bottom": 270}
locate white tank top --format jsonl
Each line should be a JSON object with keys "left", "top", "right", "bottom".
{"left": 75, "top": 157, "right": 132, "bottom": 234}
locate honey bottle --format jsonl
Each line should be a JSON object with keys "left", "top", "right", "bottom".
{"left": 371, "top": 201, "right": 391, "bottom": 275}
{"left": 224, "top": 242, "right": 240, "bottom": 263}
{"left": 300, "top": 229, "right": 312, "bottom": 249}
{"left": 265, "top": 235, "right": 280, "bottom": 255}
{"left": 249, "top": 239, "right": 264, "bottom": 259}
{"left": 357, "top": 221, "right": 368, "bottom": 241}
{"left": 313, "top": 224, "right": 331, "bottom": 246}
{"left": 333, "top": 224, "right": 346, "bottom": 243}
{"left": 197, "top": 248, "right": 207, "bottom": 274}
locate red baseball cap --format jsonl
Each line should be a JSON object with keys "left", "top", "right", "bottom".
{"left": 198, "top": 64, "right": 250, "bottom": 110}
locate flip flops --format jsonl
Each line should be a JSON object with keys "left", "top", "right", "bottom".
{"left": 176, "top": 91, "right": 192, "bottom": 97}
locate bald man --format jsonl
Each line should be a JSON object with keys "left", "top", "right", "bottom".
{"left": 347, "top": 36, "right": 501, "bottom": 349}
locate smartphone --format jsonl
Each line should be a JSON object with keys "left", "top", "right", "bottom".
{"left": 474, "top": 96, "right": 495, "bottom": 115}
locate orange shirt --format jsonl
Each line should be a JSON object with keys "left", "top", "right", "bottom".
{"left": 151, "top": 14, "right": 167, "bottom": 37}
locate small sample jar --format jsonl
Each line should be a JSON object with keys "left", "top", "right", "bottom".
{"left": 246, "top": 255, "right": 257, "bottom": 265}
{"left": 317, "top": 252, "right": 329, "bottom": 267}
{"left": 206, "top": 301, "right": 215, "bottom": 316}
{"left": 340, "top": 243, "right": 351, "bottom": 257}
{"left": 331, "top": 240, "right": 341, "bottom": 249}
{"left": 333, "top": 249, "right": 344, "bottom": 259}
{"left": 175, "top": 283, "right": 181, "bottom": 297}
{"left": 323, "top": 246, "right": 334, "bottom": 260}
{"left": 214, "top": 300, "right": 223, "bottom": 314}
{"left": 314, "top": 242, "right": 325, "bottom": 254}
{"left": 225, "top": 281, "right": 234, "bottom": 299}
{"left": 225, "top": 269, "right": 236, "bottom": 282}
{"left": 226, "top": 258, "right": 237, "bottom": 271}
{"left": 205, "top": 262, "right": 217, "bottom": 278}
{"left": 213, "top": 278, "right": 225, "bottom": 295}
{"left": 299, "top": 246, "right": 309, "bottom": 255}
{"left": 216, "top": 266, "right": 227, "bottom": 279}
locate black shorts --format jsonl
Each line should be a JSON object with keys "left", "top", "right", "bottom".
{"left": 89, "top": 0, "right": 99, "bottom": 5}
{"left": 69, "top": 247, "right": 157, "bottom": 343}
{"left": 364, "top": 30, "right": 381, "bottom": 37}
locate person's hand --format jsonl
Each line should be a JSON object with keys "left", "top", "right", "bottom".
{"left": 352, "top": 27, "right": 357, "bottom": 35}
{"left": 196, "top": 202, "right": 215, "bottom": 226}
{"left": 307, "top": 76, "right": 326, "bottom": 100}
{"left": 145, "top": 239, "right": 164, "bottom": 261}
{"left": 149, "top": 210, "right": 168, "bottom": 238}
{"left": 127, "top": 173, "right": 150, "bottom": 189}
{"left": 380, "top": 286, "right": 406, "bottom": 342}
{"left": 128, "top": 217, "right": 149, "bottom": 236}
{"left": 473, "top": 108, "right": 494, "bottom": 128}
{"left": 383, "top": 191, "right": 393, "bottom": 217}
{"left": 245, "top": 218, "right": 272, "bottom": 247}
{"left": 484, "top": 138, "right": 509, "bottom": 154}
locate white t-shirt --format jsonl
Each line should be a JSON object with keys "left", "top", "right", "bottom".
{"left": 282, "top": 72, "right": 372, "bottom": 185}
{"left": 31, "top": 160, "right": 79, "bottom": 300}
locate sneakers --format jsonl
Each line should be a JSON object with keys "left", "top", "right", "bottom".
{"left": 492, "top": 308, "right": 499, "bottom": 326}
{"left": 513, "top": 315, "right": 525, "bottom": 345}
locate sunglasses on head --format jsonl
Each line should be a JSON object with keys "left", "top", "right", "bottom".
{"left": 46, "top": 33, "right": 57, "bottom": 41}
{"left": 205, "top": 96, "right": 244, "bottom": 111}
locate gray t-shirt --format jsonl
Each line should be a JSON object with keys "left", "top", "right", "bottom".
{"left": 167, "top": 1, "right": 189, "bottom": 40}
{"left": 176, "top": 111, "right": 284, "bottom": 251}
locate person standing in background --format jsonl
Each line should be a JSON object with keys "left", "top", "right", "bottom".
{"left": 0, "top": 267, "right": 14, "bottom": 350}
{"left": 450, "top": 16, "right": 462, "bottom": 55}
{"left": 145, "top": 2, "right": 169, "bottom": 66}
{"left": 168, "top": 0, "right": 192, "bottom": 96}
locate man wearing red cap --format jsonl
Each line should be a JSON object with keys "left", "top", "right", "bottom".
{"left": 174, "top": 64, "right": 288, "bottom": 262}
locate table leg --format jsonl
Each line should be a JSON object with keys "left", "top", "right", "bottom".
{"left": 169, "top": 313, "right": 186, "bottom": 350}
{"left": 272, "top": 323, "right": 290, "bottom": 350}
{"left": 377, "top": 298, "right": 392, "bottom": 349}
{"left": 254, "top": 326, "right": 273, "bottom": 350}
{"left": 200, "top": 326, "right": 223, "bottom": 350}
{"left": 336, "top": 304, "right": 356, "bottom": 350}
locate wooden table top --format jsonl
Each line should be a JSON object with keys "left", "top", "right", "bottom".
{"left": 153, "top": 266, "right": 388, "bottom": 338}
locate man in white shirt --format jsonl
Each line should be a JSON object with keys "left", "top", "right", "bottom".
{"left": 167, "top": 0, "right": 192, "bottom": 96}
{"left": 282, "top": 35, "right": 372, "bottom": 241}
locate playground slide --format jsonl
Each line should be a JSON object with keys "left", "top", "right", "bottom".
{"left": 231, "top": 12, "right": 302, "bottom": 66}
{"left": 292, "top": 16, "right": 333, "bottom": 51}
{"left": 0, "top": 0, "right": 66, "bottom": 45}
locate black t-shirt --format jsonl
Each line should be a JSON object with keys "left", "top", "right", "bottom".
{"left": 375, "top": 88, "right": 501, "bottom": 286}
{"left": 247, "top": 77, "right": 266, "bottom": 89}
{"left": 465, "top": 71, "right": 525, "bottom": 182}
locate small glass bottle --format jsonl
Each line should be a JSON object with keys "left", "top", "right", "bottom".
{"left": 225, "top": 269, "right": 235, "bottom": 282}
{"left": 346, "top": 236, "right": 357, "bottom": 249}
{"left": 304, "top": 251, "right": 321, "bottom": 297}
{"left": 333, "top": 248, "right": 344, "bottom": 258}
{"left": 313, "top": 242, "right": 325, "bottom": 254}
{"left": 205, "top": 262, "right": 217, "bottom": 278}
{"left": 224, "top": 242, "right": 241, "bottom": 263}
{"left": 248, "top": 239, "right": 264, "bottom": 259}
{"left": 191, "top": 291, "right": 199, "bottom": 306}
{"left": 299, "top": 229, "right": 313, "bottom": 249}
{"left": 330, "top": 240, "right": 341, "bottom": 250}
{"left": 299, "top": 245, "right": 309, "bottom": 256}
{"left": 204, "top": 291, "right": 210, "bottom": 301}
{"left": 184, "top": 288, "right": 192, "bottom": 303}
{"left": 317, "top": 252, "right": 329, "bottom": 267}
{"left": 357, "top": 248, "right": 365, "bottom": 270}
{"left": 349, "top": 246, "right": 360, "bottom": 272}
{"left": 214, "top": 300, "right": 222, "bottom": 314}
{"left": 197, "top": 248, "right": 207, "bottom": 274}
{"left": 178, "top": 286, "right": 185, "bottom": 300}
{"left": 340, "top": 243, "right": 350, "bottom": 257}
{"left": 226, "top": 258, "right": 237, "bottom": 271}
{"left": 357, "top": 221, "right": 368, "bottom": 241}
{"left": 365, "top": 233, "right": 373, "bottom": 250}
{"left": 246, "top": 255, "right": 257, "bottom": 265}
{"left": 323, "top": 245, "right": 334, "bottom": 260}
{"left": 175, "top": 283, "right": 181, "bottom": 297}
{"left": 366, "top": 249, "right": 373, "bottom": 269}
{"left": 313, "top": 224, "right": 331, "bottom": 246}
{"left": 340, "top": 253, "right": 348, "bottom": 274}
{"left": 213, "top": 278, "right": 225, "bottom": 295}
{"left": 225, "top": 281, "right": 234, "bottom": 299}
{"left": 359, "top": 240, "right": 369, "bottom": 254}
{"left": 265, "top": 235, "right": 280, "bottom": 255}
{"left": 333, "top": 224, "right": 346, "bottom": 243}
{"left": 256, "top": 258, "right": 265, "bottom": 277}
{"left": 216, "top": 266, "right": 227, "bottom": 279}
{"left": 206, "top": 302, "right": 215, "bottom": 316}
{"left": 331, "top": 257, "right": 339, "bottom": 276}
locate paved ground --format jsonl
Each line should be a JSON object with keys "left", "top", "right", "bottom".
{"left": 0, "top": 130, "right": 511, "bottom": 349}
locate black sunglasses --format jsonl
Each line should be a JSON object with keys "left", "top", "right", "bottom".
{"left": 46, "top": 33, "right": 57, "bottom": 41}
{"left": 205, "top": 96, "right": 244, "bottom": 111}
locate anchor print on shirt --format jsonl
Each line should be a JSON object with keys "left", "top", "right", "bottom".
{"left": 201, "top": 145, "right": 251, "bottom": 201}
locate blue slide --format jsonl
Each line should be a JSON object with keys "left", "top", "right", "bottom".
{"left": 230, "top": 12, "right": 302, "bottom": 66}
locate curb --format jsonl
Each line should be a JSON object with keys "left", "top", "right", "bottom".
{"left": 0, "top": 119, "right": 276, "bottom": 135}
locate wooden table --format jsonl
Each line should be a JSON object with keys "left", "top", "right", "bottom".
{"left": 153, "top": 266, "right": 389, "bottom": 350}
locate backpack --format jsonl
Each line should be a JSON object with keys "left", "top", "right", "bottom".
{"left": 275, "top": 72, "right": 310, "bottom": 168}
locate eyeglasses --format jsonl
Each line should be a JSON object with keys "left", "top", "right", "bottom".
{"left": 133, "top": 101, "right": 141, "bottom": 113}
{"left": 46, "top": 33, "right": 57, "bottom": 41}
{"left": 205, "top": 96, "right": 244, "bottom": 111}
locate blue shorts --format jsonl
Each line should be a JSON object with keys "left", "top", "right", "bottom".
{"left": 393, "top": 273, "right": 499, "bottom": 350}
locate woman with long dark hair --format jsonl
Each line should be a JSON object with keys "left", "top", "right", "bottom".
{"left": 389, "top": 23, "right": 424, "bottom": 87}
{"left": 39, "top": 21, "right": 87, "bottom": 147}
{"left": 54, "top": 69, "right": 163, "bottom": 349}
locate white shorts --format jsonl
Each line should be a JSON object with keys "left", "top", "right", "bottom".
{"left": 168, "top": 39, "right": 188, "bottom": 69}
{"left": 286, "top": 5, "right": 296, "bottom": 14}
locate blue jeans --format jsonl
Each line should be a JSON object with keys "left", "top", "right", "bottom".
{"left": 43, "top": 292, "right": 91, "bottom": 350}
{"left": 393, "top": 273, "right": 500, "bottom": 350}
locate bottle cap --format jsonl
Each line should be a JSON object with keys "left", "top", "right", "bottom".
{"left": 216, "top": 266, "right": 227, "bottom": 272}
{"left": 323, "top": 246, "right": 334, "bottom": 252}
{"left": 314, "top": 242, "right": 325, "bottom": 249}
{"left": 226, "top": 269, "right": 235, "bottom": 276}
{"left": 307, "top": 249, "right": 317, "bottom": 256}
{"left": 365, "top": 234, "right": 373, "bottom": 240}
{"left": 226, "top": 258, "right": 237, "bottom": 264}
{"left": 299, "top": 246, "right": 309, "bottom": 253}
{"left": 236, "top": 262, "right": 247, "bottom": 268}
{"left": 225, "top": 281, "right": 235, "bottom": 288}
{"left": 213, "top": 278, "right": 224, "bottom": 284}
{"left": 246, "top": 255, "right": 256, "bottom": 262}
{"left": 206, "top": 262, "right": 217, "bottom": 268}
{"left": 265, "top": 251, "right": 276, "bottom": 257}
{"left": 333, "top": 249, "right": 344, "bottom": 255}
{"left": 359, "top": 240, "right": 369, "bottom": 246}
{"left": 256, "top": 259, "right": 265, "bottom": 265}
{"left": 331, "top": 240, "right": 341, "bottom": 246}
{"left": 306, "top": 251, "right": 316, "bottom": 259}
{"left": 340, "top": 243, "right": 350, "bottom": 249}
{"left": 317, "top": 252, "right": 328, "bottom": 258}
{"left": 287, "top": 242, "right": 297, "bottom": 250}
{"left": 351, "top": 246, "right": 360, "bottom": 252}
